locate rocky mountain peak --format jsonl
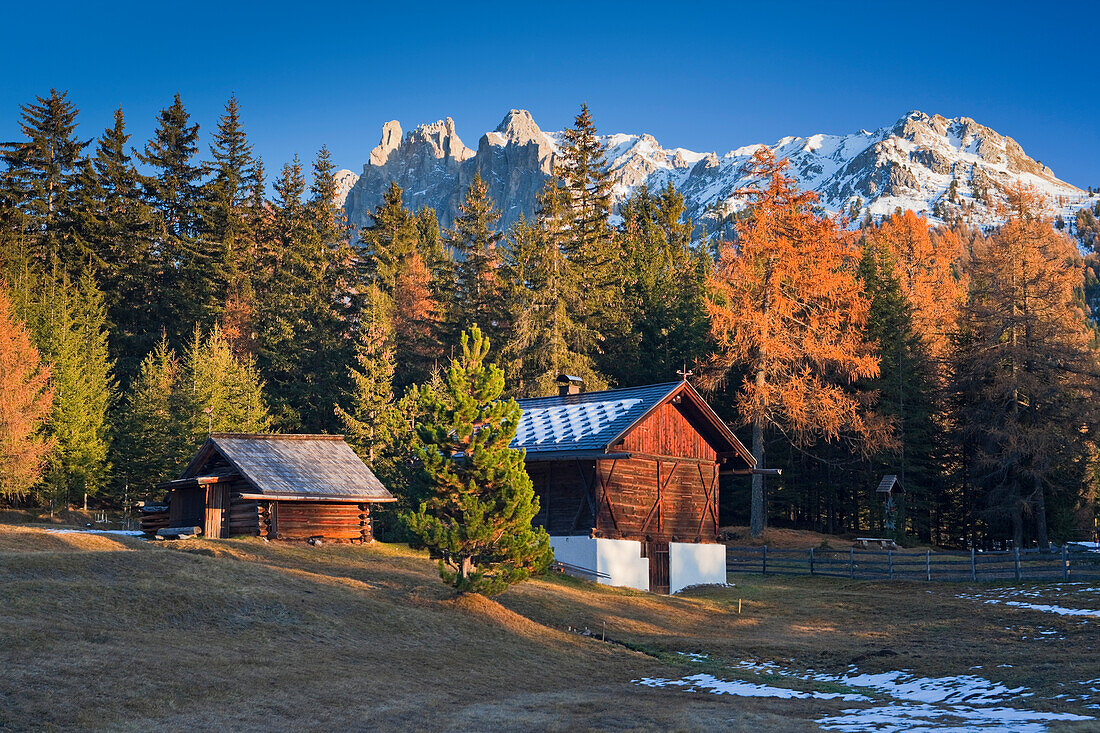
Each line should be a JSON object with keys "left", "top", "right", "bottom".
{"left": 493, "top": 109, "right": 545, "bottom": 144}
{"left": 368, "top": 120, "right": 403, "bottom": 168}
{"left": 407, "top": 117, "right": 474, "bottom": 162}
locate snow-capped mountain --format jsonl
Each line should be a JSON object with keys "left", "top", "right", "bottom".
{"left": 343, "top": 109, "right": 1090, "bottom": 233}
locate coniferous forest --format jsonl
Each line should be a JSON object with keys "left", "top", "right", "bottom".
{"left": 2, "top": 90, "right": 1098, "bottom": 550}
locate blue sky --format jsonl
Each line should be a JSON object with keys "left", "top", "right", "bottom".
{"left": 2, "top": 1, "right": 1097, "bottom": 187}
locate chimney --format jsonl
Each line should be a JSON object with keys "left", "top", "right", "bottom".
{"left": 557, "top": 374, "right": 583, "bottom": 397}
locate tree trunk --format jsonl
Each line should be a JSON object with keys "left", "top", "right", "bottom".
{"left": 1033, "top": 476, "right": 1049, "bottom": 549}
{"left": 750, "top": 408, "right": 765, "bottom": 538}
{"left": 459, "top": 555, "right": 473, "bottom": 580}
{"left": 1012, "top": 499, "right": 1024, "bottom": 549}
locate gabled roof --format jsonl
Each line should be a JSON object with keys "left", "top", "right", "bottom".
{"left": 876, "top": 475, "right": 903, "bottom": 494}
{"left": 180, "top": 434, "right": 395, "bottom": 502}
{"left": 512, "top": 381, "right": 753, "bottom": 466}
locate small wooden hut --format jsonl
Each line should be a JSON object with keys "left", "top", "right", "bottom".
{"left": 153, "top": 434, "right": 395, "bottom": 541}
{"left": 513, "top": 379, "right": 754, "bottom": 593}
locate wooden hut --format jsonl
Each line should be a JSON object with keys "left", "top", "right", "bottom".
{"left": 513, "top": 379, "right": 754, "bottom": 593}
{"left": 153, "top": 434, "right": 395, "bottom": 542}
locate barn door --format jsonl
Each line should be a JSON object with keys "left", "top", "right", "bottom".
{"left": 646, "top": 541, "right": 670, "bottom": 594}
{"left": 203, "top": 484, "right": 228, "bottom": 538}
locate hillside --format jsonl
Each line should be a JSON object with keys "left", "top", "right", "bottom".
{"left": 1, "top": 526, "right": 1097, "bottom": 731}
{"left": 340, "top": 110, "right": 1092, "bottom": 232}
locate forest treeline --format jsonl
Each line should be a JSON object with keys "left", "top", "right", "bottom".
{"left": 1, "top": 90, "right": 1097, "bottom": 548}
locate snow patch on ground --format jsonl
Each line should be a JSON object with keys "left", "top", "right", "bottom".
{"left": 635, "top": 673, "right": 869, "bottom": 702}
{"left": 638, "top": 656, "right": 1094, "bottom": 732}
{"left": 44, "top": 529, "right": 145, "bottom": 536}
{"left": 957, "top": 585, "right": 1100, "bottom": 618}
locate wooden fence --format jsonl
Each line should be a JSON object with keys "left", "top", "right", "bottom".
{"left": 726, "top": 545, "right": 1100, "bottom": 582}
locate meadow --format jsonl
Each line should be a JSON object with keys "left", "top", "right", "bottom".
{"left": 1, "top": 525, "right": 1096, "bottom": 731}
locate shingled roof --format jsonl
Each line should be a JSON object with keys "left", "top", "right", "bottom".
{"left": 512, "top": 381, "right": 753, "bottom": 465}
{"left": 180, "top": 434, "right": 395, "bottom": 502}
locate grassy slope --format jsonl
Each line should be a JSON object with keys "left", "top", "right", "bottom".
{"left": 0, "top": 525, "right": 1095, "bottom": 731}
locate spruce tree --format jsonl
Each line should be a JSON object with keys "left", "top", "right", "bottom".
{"left": 114, "top": 335, "right": 188, "bottom": 496}
{"left": 556, "top": 104, "right": 624, "bottom": 339}
{"left": 336, "top": 285, "right": 397, "bottom": 466}
{"left": 611, "top": 183, "right": 709, "bottom": 385}
{"left": 137, "top": 94, "right": 222, "bottom": 343}
{"left": 35, "top": 271, "right": 115, "bottom": 506}
{"left": 449, "top": 171, "right": 505, "bottom": 343}
{"left": 0, "top": 89, "right": 91, "bottom": 276}
{"left": 404, "top": 326, "right": 552, "bottom": 596}
{"left": 179, "top": 323, "right": 271, "bottom": 447}
{"left": 78, "top": 108, "right": 158, "bottom": 381}
{"left": 501, "top": 188, "right": 607, "bottom": 397}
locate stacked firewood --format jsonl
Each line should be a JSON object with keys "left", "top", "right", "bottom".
{"left": 137, "top": 504, "right": 170, "bottom": 536}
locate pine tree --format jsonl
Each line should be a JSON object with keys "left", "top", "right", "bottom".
{"left": 404, "top": 326, "right": 552, "bottom": 595}
{"left": 0, "top": 288, "right": 53, "bottom": 499}
{"left": 449, "top": 171, "right": 505, "bottom": 343}
{"left": 702, "top": 148, "right": 887, "bottom": 538}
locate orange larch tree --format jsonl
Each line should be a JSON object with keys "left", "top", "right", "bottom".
{"left": 865, "top": 209, "right": 966, "bottom": 366}
{"left": 956, "top": 185, "right": 1099, "bottom": 548}
{"left": 0, "top": 288, "right": 54, "bottom": 499}
{"left": 702, "top": 148, "right": 886, "bottom": 537}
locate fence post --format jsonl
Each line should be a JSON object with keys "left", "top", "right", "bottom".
{"left": 1062, "top": 544, "right": 1069, "bottom": 582}
{"left": 849, "top": 547, "right": 855, "bottom": 579}
{"left": 888, "top": 550, "right": 894, "bottom": 580}
{"left": 1014, "top": 547, "right": 1021, "bottom": 581}
{"left": 809, "top": 547, "right": 814, "bottom": 576}
{"left": 762, "top": 545, "right": 767, "bottom": 576}
{"left": 971, "top": 548, "right": 976, "bottom": 581}
{"left": 926, "top": 549, "right": 931, "bottom": 581}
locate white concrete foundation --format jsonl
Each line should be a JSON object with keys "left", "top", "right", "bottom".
{"left": 549, "top": 536, "right": 649, "bottom": 591}
{"left": 669, "top": 542, "right": 727, "bottom": 594}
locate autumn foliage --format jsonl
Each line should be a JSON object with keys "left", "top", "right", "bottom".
{"left": 864, "top": 209, "right": 966, "bottom": 365}
{"left": 704, "top": 149, "right": 884, "bottom": 445}
{"left": 703, "top": 148, "right": 887, "bottom": 536}
{"left": 0, "top": 288, "right": 54, "bottom": 498}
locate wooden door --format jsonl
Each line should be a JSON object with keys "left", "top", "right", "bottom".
{"left": 203, "top": 484, "right": 228, "bottom": 538}
{"left": 646, "top": 541, "right": 670, "bottom": 594}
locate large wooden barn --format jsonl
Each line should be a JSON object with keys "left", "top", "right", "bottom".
{"left": 513, "top": 378, "right": 754, "bottom": 593}
{"left": 151, "top": 434, "right": 395, "bottom": 541}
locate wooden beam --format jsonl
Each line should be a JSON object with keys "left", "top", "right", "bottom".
{"left": 597, "top": 459, "right": 620, "bottom": 532}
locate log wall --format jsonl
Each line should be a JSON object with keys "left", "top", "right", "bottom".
{"left": 268, "top": 501, "right": 373, "bottom": 542}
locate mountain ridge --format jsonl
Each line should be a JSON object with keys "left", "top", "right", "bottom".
{"left": 339, "top": 110, "right": 1090, "bottom": 233}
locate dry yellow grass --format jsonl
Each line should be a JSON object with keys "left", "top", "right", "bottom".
{"left": 0, "top": 524, "right": 1096, "bottom": 731}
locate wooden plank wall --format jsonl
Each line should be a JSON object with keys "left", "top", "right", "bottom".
{"left": 528, "top": 460, "right": 597, "bottom": 535}
{"left": 620, "top": 402, "right": 717, "bottom": 461}
{"left": 595, "top": 457, "right": 719, "bottom": 543}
